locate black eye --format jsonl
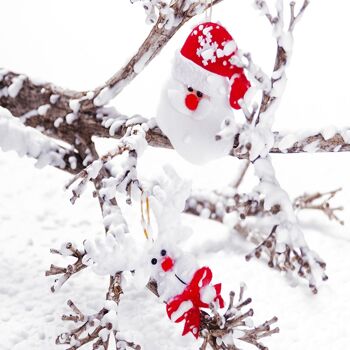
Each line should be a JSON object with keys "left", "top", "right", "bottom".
{"left": 151, "top": 258, "right": 157, "bottom": 265}
{"left": 188, "top": 87, "right": 194, "bottom": 92}
{"left": 197, "top": 91, "right": 203, "bottom": 98}
{"left": 160, "top": 249, "right": 167, "bottom": 256}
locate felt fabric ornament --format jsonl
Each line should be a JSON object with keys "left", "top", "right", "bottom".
{"left": 150, "top": 246, "right": 200, "bottom": 302}
{"left": 151, "top": 246, "right": 224, "bottom": 338}
{"left": 166, "top": 267, "right": 224, "bottom": 338}
{"left": 149, "top": 247, "right": 224, "bottom": 338}
{"left": 156, "top": 21, "right": 250, "bottom": 165}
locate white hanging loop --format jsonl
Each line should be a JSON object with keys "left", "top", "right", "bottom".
{"left": 205, "top": 0, "right": 213, "bottom": 22}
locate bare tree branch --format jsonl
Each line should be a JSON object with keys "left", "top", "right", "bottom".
{"left": 56, "top": 274, "right": 140, "bottom": 350}
{"left": 294, "top": 188, "right": 344, "bottom": 225}
{"left": 79, "top": 0, "right": 224, "bottom": 109}
{"left": 231, "top": 160, "right": 250, "bottom": 189}
{"left": 45, "top": 242, "right": 87, "bottom": 293}
{"left": 271, "top": 131, "right": 350, "bottom": 154}
{"left": 147, "top": 280, "right": 279, "bottom": 350}
{"left": 289, "top": 0, "right": 310, "bottom": 31}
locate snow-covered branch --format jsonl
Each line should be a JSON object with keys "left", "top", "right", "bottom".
{"left": 56, "top": 274, "right": 140, "bottom": 350}
{"left": 248, "top": 157, "right": 327, "bottom": 293}
{"left": 271, "top": 128, "right": 350, "bottom": 153}
{"left": 80, "top": 0, "right": 224, "bottom": 109}
{"left": 0, "top": 70, "right": 103, "bottom": 148}
{"left": 49, "top": 162, "right": 280, "bottom": 349}
{"left": 0, "top": 106, "right": 83, "bottom": 173}
{"left": 186, "top": 183, "right": 343, "bottom": 241}
{"left": 3, "top": 69, "right": 350, "bottom": 163}
{"left": 251, "top": 0, "right": 310, "bottom": 126}
{"left": 221, "top": 1, "right": 329, "bottom": 293}
{"left": 46, "top": 242, "right": 87, "bottom": 293}
{"left": 148, "top": 280, "right": 279, "bottom": 350}
{"left": 294, "top": 188, "right": 344, "bottom": 225}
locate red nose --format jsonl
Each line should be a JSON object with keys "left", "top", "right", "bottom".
{"left": 185, "top": 94, "right": 199, "bottom": 111}
{"left": 161, "top": 256, "right": 174, "bottom": 272}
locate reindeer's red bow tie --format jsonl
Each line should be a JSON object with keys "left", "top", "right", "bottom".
{"left": 166, "top": 267, "right": 224, "bottom": 338}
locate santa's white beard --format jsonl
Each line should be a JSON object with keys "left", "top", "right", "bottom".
{"left": 156, "top": 78, "right": 235, "bottom": 165}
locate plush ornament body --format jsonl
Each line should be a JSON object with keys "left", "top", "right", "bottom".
{"left": 156, "top": 22, "right": 250, "bottom": 165}
{"left": 150, "top": 245, "right": 199, "bottom": 301}
{"left": 150, "top": 246, "right": 224, "bottom": 339}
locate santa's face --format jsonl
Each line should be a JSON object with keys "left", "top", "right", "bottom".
{"left": 167, "top": 81, "right": 213, "bottom": 121}
{"left": 156, "top": 76, "right": 235, "bottom": 165}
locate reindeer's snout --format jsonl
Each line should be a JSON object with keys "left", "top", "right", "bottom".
{"left": 161, "top": 256, "right": 174, "bottom": 272}
{"left": 151, "top": 249, "right": 174, "bottom": 272}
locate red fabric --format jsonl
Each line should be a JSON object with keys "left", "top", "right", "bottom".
{"left": 229, "top": 68, "right": 251, "bottom": 110}
{"left": 180, "top": 22, "right": 250, "bottom": 110}
{"left": 185, "top": 94, "right": 199, "bottom": 111}
{"left": 166, "top": 267, "right": 224, "bottom": 339}
{"left": 161, "top": 256, "right": 174, "bottom": 272}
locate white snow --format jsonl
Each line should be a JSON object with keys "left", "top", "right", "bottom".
{"left": 134, "top": 50, "right": 153, "bottom": 74}
{"left": 94, "top": 81, "right": 127, "bottom": 107}
{"left": 8, "top": 75, "right": 25, "bottom": 98}
{"left": 69, "top": 99, "right": 80, "bottom": 114}
{"left": 49, "top": 94, "right": 60, "bottom": 104}
{"left": 304, "top": 140, "right": 320, "bottom": 153}
{"left": 38, "top": 104, "right": 50, "bottom": 116}
{"left": 68, "top": 156, "right": 77, "bottom": 170}
{"left": 200, "top": 285, "right": 216, "bottom": 304}
{"left": 270, "top": 74, "right": 287, "bottom": 98}
{"left": 0, "top": 68, "right": 8, "bottom": 81}
{"left": 277, "top": 133, "right": 297, "bottom": 151}
{"left": 53, "top": 117, "right": 63, "bottom": 128}
{"left": 0, "top": 107, "right": 66, "bottom": 169}
{"left": 84, "top": 232, "right": 144, "bottom": 275}
{"left": 20, "top": 109, "right": 40, "bottom": 122}
{"left": 278, "top": 32, "right": 293, "bottom": 53}
{"left": 65, "top": 112, "right": 78, "bottom": 124}
{"left": 321, "top": 126, "right": 337, "bottom": 140}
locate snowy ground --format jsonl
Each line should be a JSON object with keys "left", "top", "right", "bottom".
{"left": 1, "top": 0, "right": 350, "bottom": 349}
{"left": 1, "top": 148, "right": 350, "bottom": 350}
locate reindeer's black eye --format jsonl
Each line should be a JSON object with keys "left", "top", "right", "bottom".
{"left": 197, "top": 91, "right": 203, "bottom": 98}
{"left": 151, "top": 258, "right": 158, "bottom": 265}
{"left": 160, "top": 249, "right": 167, "bottom": 257}
{"left": 188, "top": 87, "right": 194, "bottom": 92}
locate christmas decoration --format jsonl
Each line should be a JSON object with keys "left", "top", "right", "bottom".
{"left": 166, "top": 266, "right": 224, "bottom": 338}
{"left": 156, "top": 21, "right": 251, "bottom": 165}
{"left": 150, "top": 246, "right": 224, "bottom": 339}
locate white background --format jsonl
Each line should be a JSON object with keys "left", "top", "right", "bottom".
{"left": 1, "top": 1, "right": 350, "bottom": 349}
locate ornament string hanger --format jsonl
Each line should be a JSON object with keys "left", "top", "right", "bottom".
{"left": 140, "top": 190, "right": 153, "bottom": 241}
{"left": 205, "top": 0, "right": 213, "bottom": 22}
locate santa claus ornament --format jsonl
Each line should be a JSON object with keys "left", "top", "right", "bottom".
{"left": 156, "top": 21, "right": 250, "bottom": 165}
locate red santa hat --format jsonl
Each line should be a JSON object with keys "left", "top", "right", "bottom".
{"left": 172, "top": 22, "right": 250, "bottom": 110}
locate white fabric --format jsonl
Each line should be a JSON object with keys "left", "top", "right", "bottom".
{"left": 156, "top": 74, "right": 235, "bottom": 165}
{"left": 172, "top": 51, "right": 229, "bottom": 97}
